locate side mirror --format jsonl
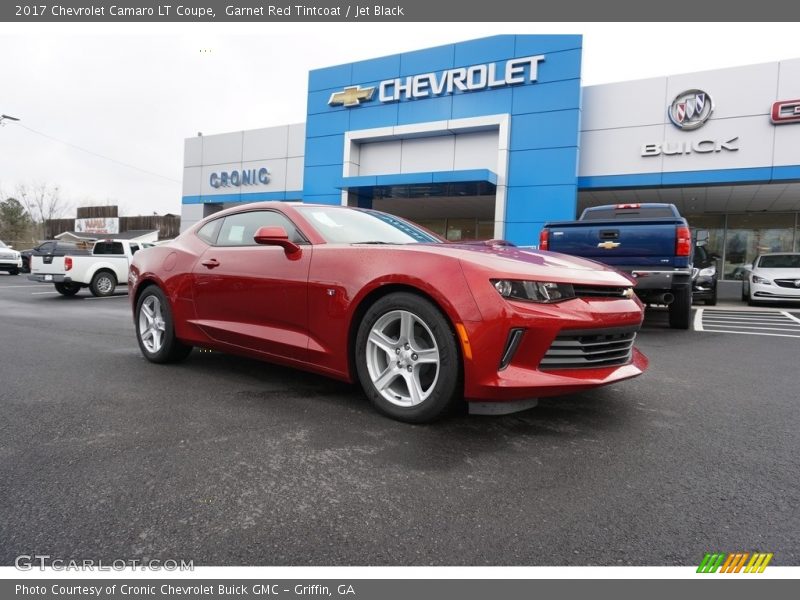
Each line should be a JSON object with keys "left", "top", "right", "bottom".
{"left": 253, "top": 226, "right": 301, "bottom": 257}
{"left": 743, "top": 263, "right": 753, "bottom": 271}
{"left": 695, "top": 229, "right": 709, "bottom": 244}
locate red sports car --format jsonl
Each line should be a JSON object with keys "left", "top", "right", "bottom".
{"left": 129, "top": 202, "right": 647, "bottom": 423}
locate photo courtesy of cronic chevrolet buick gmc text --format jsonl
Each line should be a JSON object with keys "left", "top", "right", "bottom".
{"left": 540, "top": 203, "right": 695, "bottom": 329}
{"left": 128, "top": 202, "right": 648, "bottom": 423}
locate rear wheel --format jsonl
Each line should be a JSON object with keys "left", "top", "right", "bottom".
{"left": 355, "top": 292, "right": 461, "bottom": 423}
{"left": 668, "top": 287, "right": 692, "bottom": 329}
{"left": 54, "top": 282, "right": 80, "bottom": 296}
{"left": 135, "top": 286, "right": 192, "bottom": 363}
{"left": 90, "top": 270, "right": 116, "bottom": 297}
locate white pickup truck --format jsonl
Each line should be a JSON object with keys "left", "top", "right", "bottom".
{"left": 29, "top": 239, "right": 149, "bottom": 297}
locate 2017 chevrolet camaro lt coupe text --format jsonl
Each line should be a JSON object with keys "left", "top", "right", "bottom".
{"left": 129, "top": 203, "right": 648, "bottom": 423}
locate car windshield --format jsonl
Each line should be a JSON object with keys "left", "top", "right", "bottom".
{"left": 759, "top": 254, "right": 800, "bottom": 269}
{"left": 0, "top": 240, "right": 7, "bottom": 248}
{"left": 295, "top": 206, "right": 441, "bottom": 244}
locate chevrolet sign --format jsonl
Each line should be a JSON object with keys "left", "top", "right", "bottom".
{"left": 327, "top": 55, "right": 546, "bottom": 107}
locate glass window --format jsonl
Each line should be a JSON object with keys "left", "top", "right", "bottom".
{"left": 758, "top": 254, "right": 800, "bottom": 268}
{"left": 129, "top": 244, "right": 140, "bottom": 255}
{"left": 217, "top": 210, "right": 304, "bottom": 247}
{"left": 413, "top": 219, "right": 447, "bottom": 238}
{"left": 197, "top": 219, "right": 222, "bottom": 244}
{"left": 723, "top": 213, "right": 795, "bottom": 279}
{"left": 93, "top": 241, "right": 124, "bottom": 255}
{"left": 446, "top": 218, "right": 477, "bottom": 242}
{"left": 477, "top": 220, "right": 495, "bottom": 240}
{"left": 295, "top": 206, "right": 439, "bottom": 244}
{"left": 685, "top": 214, "right": 724, "bottom": 264}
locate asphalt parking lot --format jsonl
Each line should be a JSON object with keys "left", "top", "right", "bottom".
{"left": 1, "top": 274, "right": 798, "bottom": 566}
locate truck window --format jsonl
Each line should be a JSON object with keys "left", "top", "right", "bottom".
{"left": 581, "top": 206, "right": 677, "bottom": 220}
{"left": 94, "top": 241, "right": 125, "bottom": 255}
{"left": 130, "top": 244, "right": 140, "bottom": 255}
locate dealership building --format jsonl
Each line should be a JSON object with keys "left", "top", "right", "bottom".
{"left": 181, "top": 34, "right": 800, "bottom": 279}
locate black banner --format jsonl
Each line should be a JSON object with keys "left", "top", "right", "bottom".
{"left": 4, "top": 579, "right": 798, "bottom": 600}
{"left": 4, "top": 0, "right": 800, "bottom": 22}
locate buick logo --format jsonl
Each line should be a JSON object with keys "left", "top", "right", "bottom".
{"left": 669, "top": 89, "right": 714, "bottom": 130}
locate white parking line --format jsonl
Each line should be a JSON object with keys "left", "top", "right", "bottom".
{"left": 84, "top": 295, "right": 127, "bottom": 300}
{"left": 693, "top": 308, "right": 704, "bottom": 331}
{"left": 783, "top": 311, "right": 800, "bottom": 325}
{"left": 698, "top": 308, "right": 800, "bottom": 339}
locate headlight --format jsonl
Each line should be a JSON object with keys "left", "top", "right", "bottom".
{"left": 698, "top": 266, "right": 716, "bottom": 277}
{"left": 752, "top": 274, "right": 773, "bottom": 285}
{"left": 491, "top": 279, "right": 575, "bottom": 303}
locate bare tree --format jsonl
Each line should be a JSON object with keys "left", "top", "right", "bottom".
{"left": 16, "top": 183, "right": 72, "bottom": 239}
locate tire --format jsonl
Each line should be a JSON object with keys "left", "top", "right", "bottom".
{"left": 90, "top": 270, "right": 116, "bottom": 297}
{"left": 704, "top": 289, "right": 718, "bottom": 306}
{"left": 741, "top": 284, "right": 748, "bottom": 302}
{"left": 135, "top": 285, "right": 192, "bottom": 363}
{"left": 54, "top": 282, "right": 80, "bottom": 296}
{"left": 355, "top": 292, "right": 461, "bottom": 423}
{"left": 668, "top": 287, "right": 692, "bottom": 330}
{"left": 9, "top": 268, "right": 19, "bottom": 275}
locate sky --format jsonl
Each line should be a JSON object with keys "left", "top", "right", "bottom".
{"left": 1, "top": 22, "right": 799, "bottom": 217}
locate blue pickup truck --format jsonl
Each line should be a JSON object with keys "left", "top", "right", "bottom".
{"left": 540, "top": 203, "right": 694, "bottom": 329}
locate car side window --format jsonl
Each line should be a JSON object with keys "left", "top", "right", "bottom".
{"left": 196, "top": 219, "right": 222, "bottom": 244}
{"left": 130, "top": 244, "right": 140, "bottom": 255}
{"left": 216, "top": 210, "right": 305, "bottom": 247}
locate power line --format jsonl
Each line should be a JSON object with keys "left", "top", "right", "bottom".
{"left": 11, "top": 122, "right": 181, "bottom": 184}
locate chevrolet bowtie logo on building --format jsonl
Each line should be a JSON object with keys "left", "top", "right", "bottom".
{"left": 328, "top": 85, "right": 376, "bottom": 107}
{"left": 597, "top": 241, "right": 621, "bottom": 249}
{"left": 697, "top": 552, "right": 773, "bottom": 573}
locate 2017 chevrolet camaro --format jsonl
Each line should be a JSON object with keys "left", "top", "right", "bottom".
{"left": 129, "top": 203, "right": 648, "bottom": 423}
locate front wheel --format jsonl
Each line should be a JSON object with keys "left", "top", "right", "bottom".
{"left": 9, "top": 268, "right": 19, "bottom": 275}
{"left": 54, "top": 282, "right": 80, "bottom": 296}
{"left": 135, "top": 286, "right": 192, "bottom": 363}
{"left": 355, "top": 292, "right": 461, "bottom": 423}
{"left": 704, "top": 289, "right": 718, "bottom": 306}
{"left": 90, "top": 271, "right": 117, "bottom": 297}
{"left": 668, "top": 287, "right": 692, "bottom": 329}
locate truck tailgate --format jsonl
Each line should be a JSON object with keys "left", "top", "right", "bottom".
{"left": 546, "top": 220, "right": 680, "bottom": 267}
{"left": 30, "top": 254, "right": 67, "bottom": 276}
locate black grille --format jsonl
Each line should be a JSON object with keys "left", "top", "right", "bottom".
{"left": 774, "top": 279, "right": 800, "bottom": 289}
{"left": 540, "top": 327, "right": 637, "bottom": 370}
{"left": 573, "top": 285, "right": 631, "bottom": 298}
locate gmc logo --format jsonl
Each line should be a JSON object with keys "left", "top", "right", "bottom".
{"left": 771, "top": 99, "right": 800, "bottom": 124}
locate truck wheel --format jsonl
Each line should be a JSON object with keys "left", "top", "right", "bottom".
{"left": 668, "top": 287, "right": 692, "bottom": 330}
{"left": 90, "top": 271, "right": 116, "bottom": 297}
{"left": 9, "top": 268, "right": 19, "bottom": 275}
{"left": 135, "top": 286, "right": 192, "bottom": 363}
{"left": 54, "top": 282, "right": 80, "bottom": 296}
{"left": 355, "top": 292, "right": 461, "bottom": 423}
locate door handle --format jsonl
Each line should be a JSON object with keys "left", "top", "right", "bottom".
{"left": 201, "top": 258, "right": 220, "bottom": 269}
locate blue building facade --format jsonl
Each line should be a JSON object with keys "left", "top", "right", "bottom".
{"left": 302, "top": 34, "right": 583, "bottom": 245}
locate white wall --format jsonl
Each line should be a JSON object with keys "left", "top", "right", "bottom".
{"left": 578, "top": 59, "right": 800, "bottom": 177}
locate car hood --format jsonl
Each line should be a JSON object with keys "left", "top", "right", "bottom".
{"left": 411, "top": 242, "right": 634, "bottom": 286}
{"left": 754, "top": 267, "right": 800, "bottom": 280}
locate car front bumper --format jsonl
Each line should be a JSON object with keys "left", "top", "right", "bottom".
{"left": 0, "top": 258, "right": 22, "bottom": 269}
{"left": 461, "top": 296, "right": 647, "bottom": 402}
{"left": 752, "top": 281, "right": 800, "bottom": 301}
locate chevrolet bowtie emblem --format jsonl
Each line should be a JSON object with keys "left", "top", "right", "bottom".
{"left": 328, "top": 85, "right": 376, "bottom": 107}
{"left": 597, "top": 241, "right": 621, "bottom": 249}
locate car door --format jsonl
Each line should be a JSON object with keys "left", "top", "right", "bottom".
{"left": 191, "top": 209, "right": 313, "bottom": 361}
